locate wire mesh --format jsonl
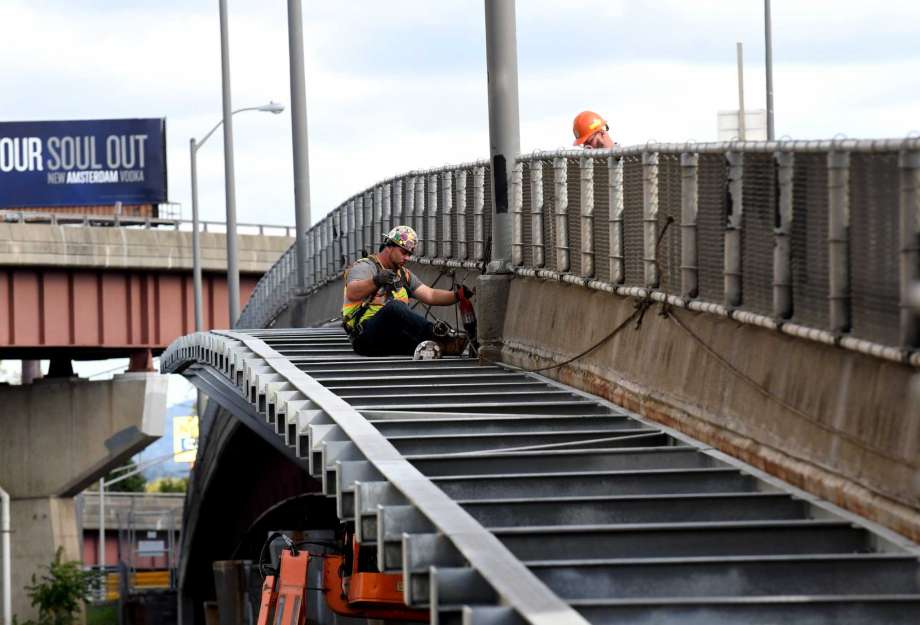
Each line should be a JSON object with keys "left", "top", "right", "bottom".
{"left": 657, "top": 153, "right": 682, "bottom": 293}
{"left": 465, "top": 170, "right": 477, "bottom": 261}
{"left": 849, "top": 152, "right": 901, "bottom": 345}
{"left": 696, "top": 154, "right": 728, "bottom": 303}
{"left": 566, "top": 157, "right": 583, "bottom": 276}
{"left": 791, "top": 153, "right": 830, "bottom": 330}
{"left": 741, "top": 153, "right": 777, "bottom": 316}
{"left": 541, "top": 158, "right": 557, "bottom": 272}
{"left": 521, "top": 164, "right": 534, "bottom": 267}
{"left": 623, "top": 155, "right": 644, "bottom": 286}
{"left": 593, "top": 157, "right": 611, "bottom": 283}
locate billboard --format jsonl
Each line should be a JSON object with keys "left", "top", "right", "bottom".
{"left": 0, "top": 118, "right": 167, "bottom": 208}
{"left": 172, "top": 415, "right": 199, "bottom": 464}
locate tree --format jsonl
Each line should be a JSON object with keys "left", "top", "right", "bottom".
{"left": 103, "top": 460, "right": 146, "bottom": 493}
{"left": 149, "top": 477, "right": 188, "bottom": 493}
{"left": 15, "top": 548, "right": 99, "bottom": 625}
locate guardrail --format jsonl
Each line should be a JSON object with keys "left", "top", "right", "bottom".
{"left": 237, "top": 138, "right": 920, "bottom": 368}
{"left": 0, "top": 210, "right": 295, "bottom": 237}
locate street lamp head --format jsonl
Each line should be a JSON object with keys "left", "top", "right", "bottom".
{"left": 258, "top": 101, "right": 285, "bottom": 114}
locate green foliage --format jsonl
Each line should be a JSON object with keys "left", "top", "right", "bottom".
{"left": 150, "top": 477, "right": 188, "bottom": 493}
{"left": 14, "top": 548, "right": 99, "bottom": 625}
{"left": 85, "top": 603, "right": 117, "bottom": 625}
{"left": 104, "top": 460, "right": 146, "bottom": 493}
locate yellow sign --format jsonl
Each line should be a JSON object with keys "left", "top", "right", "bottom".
{"left": 172, "top": 416, "right": 199, "bottom": 463}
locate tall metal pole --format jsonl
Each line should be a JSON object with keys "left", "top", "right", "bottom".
{"left": 484, "top": 0, "right": 521, "bottom": 272}
{"left": 219, "top": 0, "right": 241, "bottom": 327}
{"left": 736, "top": 42, "right": 746, "bottom": 141}
{"left": 764, "top": 0, "right": 775, "bottom": 140}
{"left": 1, "top": 484, "right": 11, "bottom": 625}
{"left": 287, "top": 0, "right": 312, "bottom": 289}
{"left": 98, "top": 477, "right": 105, "bottom": 589}
{"left": 189, "top": 139, "right": 204, "bottom": 332}
{"left": 188, "top": 138, "right": 207, "bottom": 419}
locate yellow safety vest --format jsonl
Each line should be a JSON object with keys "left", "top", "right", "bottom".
{"left": 342, "top": 256, "right": 412, "bottom": 332}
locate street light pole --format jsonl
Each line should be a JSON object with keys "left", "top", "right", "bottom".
{"left": 189, "top": 138, "right": 204, "bottom": 333}
{"left": 189, "top": 102, "right": 284, "bottom": 337}
{"left": 218, "top": 0, "right": 241, "bottom": 327}
{"left": 483, "top": 0, "right": 521, "bottom": 272}
{"left": 287, "top": 0, "right": 312, "bottom": 291}
{"left": 765, "top": 0, "right": 776, "bottom": 140}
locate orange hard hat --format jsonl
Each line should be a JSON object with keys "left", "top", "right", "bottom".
{"left": 573, "top": 110, "right": 609, "bottom": 146}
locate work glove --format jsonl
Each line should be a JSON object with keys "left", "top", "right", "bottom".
{"left": 373, "top": 269, "right": 397, "bottom": 289}
{"left": 454, "top": 284, "right": 475, "bottom": 301}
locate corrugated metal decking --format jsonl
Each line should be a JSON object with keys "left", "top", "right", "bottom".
{"left": 162, "top": 327, "right": 920, "bottom": 625}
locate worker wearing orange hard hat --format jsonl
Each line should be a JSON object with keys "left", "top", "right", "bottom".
{"left": 572, "top": 110, "right": 614, "bottom": 149}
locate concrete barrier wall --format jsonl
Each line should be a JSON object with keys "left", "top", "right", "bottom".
{"left": 499, "top": 277, "right": 920, "bottom": 541}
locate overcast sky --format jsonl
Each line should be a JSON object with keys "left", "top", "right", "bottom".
{"left": 2, "top": 0, "right": 918, "bottom": 227}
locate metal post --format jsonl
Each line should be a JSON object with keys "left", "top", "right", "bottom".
{"left": 642, "top": 152, "right": 659, "bottom": 287}
{"left": 484, "top": 0, "right": 521, "bottom": 272}
{"left": 218, "top": 0, "right": 240, "bottom": 326}
{"left": 473, "top": 167, "right": 486, "bottom": 261}
{"left": 580, "top": 155, "right": 595, "bottom": 278}
{"left": 609, "top": 156, "right": 625, "bottom": 283}
{"left": 553, "top": 157, "right": 570, "bottom": 272}
{"left": 828, "top": 150, "right": 851, "bottom": 333}
{"left": 442, "top": 173, "right": 453, "bottom": 259}
{"left": 736, "top": 42, "right": 746, "bottom": 141}
{"left": 900, "top": 149, "right": 920, "bottom": 347}
{"left": 189, "top": 139, "right": 204, "bottom": 333}
{"left": 680, "top": 153, "right": 699, "bottom": 297}
{"left": 764, "top": 0, "right": 775, "bottom": 140}
{"left": 725, "top": 152, "right": 744, "bottom": 307}
{"left": 456, "top": 171, "right": 468, "bottom": 259}
{"left": 98, "top": 478, "right": 105, "bottom": 584}
{"left": 427, "top": 173, "right": 438, "bottom": 257}
{"left": 1, "top": 484, "right": 11, "bottom": 625}
{"left": 774, "top": 151, "right": 794, "bottom": 318}
{"left": 530, "top": 161, "right": 545, "bottom": 268}
{"left": 414, "top": 176, "right": 425, "bottom": 256}
{"left": 383, "top": 182, "right": 392, "bottom": 235}
{"left": 511, "top": 161, "right": 524, "bottom": 266}
{"left": 287, "top": 0, "right": 312, "bottom": 291}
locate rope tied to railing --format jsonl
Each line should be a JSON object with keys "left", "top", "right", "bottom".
{"left": 494, "top": 215, "right": 675, "bottom": 374}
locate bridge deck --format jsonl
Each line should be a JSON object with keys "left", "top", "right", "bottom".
{"left": 162, "top": 327, "right": 920, "bottom": 625}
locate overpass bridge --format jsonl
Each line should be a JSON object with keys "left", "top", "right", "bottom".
{"left": 166, "top": 138, "right": 920, "bottom": 624}
{"left": 0, "top": 218, "right": 292, "bottom": 622}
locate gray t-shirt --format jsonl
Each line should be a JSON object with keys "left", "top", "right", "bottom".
{"left": 347, "top": 258, "right": 422, "bottom": 295}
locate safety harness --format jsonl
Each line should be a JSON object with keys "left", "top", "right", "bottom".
{"left": 341, "top": 255, "right": 412, "bottom": 337}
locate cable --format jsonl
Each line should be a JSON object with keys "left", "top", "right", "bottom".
{"left": 433, "top": 431, "right": 664, "bottom": 457}
{"left": 491, "top": 217, "right": 674, "bottom": 374}
{"left": 666, "top": 307, "right": 920, "bottom": 471}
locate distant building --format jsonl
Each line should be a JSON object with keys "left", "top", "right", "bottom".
{"left": 79, "top": 491, "right": 183, "bottom": 571}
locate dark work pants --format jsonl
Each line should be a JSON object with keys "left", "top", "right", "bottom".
{"left": 351, "top": 300, "right": 434, "bottom": 356}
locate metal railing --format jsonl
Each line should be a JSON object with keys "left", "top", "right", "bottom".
{"left": 237, "top": 138, "right": 920, "bottom": 367}
{"left": 0, "top": 210, "right": 296, "bottom": 237}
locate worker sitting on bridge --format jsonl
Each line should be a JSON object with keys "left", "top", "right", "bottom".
{"left": 342, "top": 225, "right": 473, "bottom": 357}
{"left": 573, "top": 110, "right": 614, "bottom": 149}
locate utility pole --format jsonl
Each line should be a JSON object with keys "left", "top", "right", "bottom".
{"left": 764, "top": 0, "right": 776, "bottom": 140}
{"left": 218, "top": 0, "right": 241, "bottom": 327}
{"left": 478, "top": 0, "right": 521, "bottom": 361}
{"left": 484, "top": 0, "right": 521, "bottom": 272}
{"left": 736, "top": 42, "right": 746, "bottom": 141}
{"left": 287, "top": 0, "right": 312, "bottom": 291}
{"left": 98, "top": 477, "right": 105, "bottom": 596}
